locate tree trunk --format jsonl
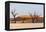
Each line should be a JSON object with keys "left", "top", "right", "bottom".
{"left": 36, "top": 18, "right": 38, "bottom": 23}
{"left": 14, "top": 16, "right": 16, "bottom": 23}
{"left": 32, "top": 17, "right": 34, "bottom": 23}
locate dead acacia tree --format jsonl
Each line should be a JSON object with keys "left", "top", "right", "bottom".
{"left": 33, "top": 12, "right": 39, "bottom": 23}
{"left": 29, "top": 12, "right": 37, "bottom": 23}
{"left": 29, "top": 11, "right": 40, "bottom": 23}
{"left": 11, "top": 10, "right": 17, "bottom": 23}
{"left": 29, "top": 13, "right": 34, "bottom": 23}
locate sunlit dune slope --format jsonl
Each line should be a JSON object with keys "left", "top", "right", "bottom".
{"left": 19, "top": 16, "right": 32, "bottom": 18}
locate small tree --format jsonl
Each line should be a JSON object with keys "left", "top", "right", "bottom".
{"left": 11, "top": 10, "right": 17, "bottom": 23}
{"left": 29, "top": 11, "right": 39, "bottom": 23}
{"left": 29, "top": 13, "right": 34, "bottom": 23}
{"left": 33, "top": 12, "right": 39, "bottom": 23}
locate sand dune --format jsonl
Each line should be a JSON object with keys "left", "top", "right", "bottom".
{"left": 10, "top": 16, "right": 43, "bottom": 23}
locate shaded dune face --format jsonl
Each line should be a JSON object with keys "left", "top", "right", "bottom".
{"left": 10, "top": 16, "right": 43, "bottom": 23}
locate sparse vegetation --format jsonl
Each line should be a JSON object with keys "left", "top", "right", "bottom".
{"left": 29, "top": 11, "right": 40, "bottom": 23}
{"left": 10, "top": 11, "right": 43, "bottom": 23}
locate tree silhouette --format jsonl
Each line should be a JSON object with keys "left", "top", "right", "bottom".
{"left": 33, "top": 12, "right": 39, "bottom": 23}
{"left": 33, "top": 12, "right": 37, "bottom": 23}
{"left": 29, "top": 13, "right": 34, "bottom": 23}
{"left": 11, "top": 10, "right": 17, "bottom": 23}
{"left": 29, "top": 12, "right": 38, "bottom": 23}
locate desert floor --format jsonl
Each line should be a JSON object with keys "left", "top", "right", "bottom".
{"left": 10, "top": 23, "right": 43, "bottom": 29}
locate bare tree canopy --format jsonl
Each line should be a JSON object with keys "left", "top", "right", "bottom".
{"left": 11, "top": 10, "right": 18, "bottom": 16}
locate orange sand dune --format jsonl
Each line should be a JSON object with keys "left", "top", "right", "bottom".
{"left": 17, "top": 16, "right": 33, "bottom": 18}
{"left": 16, "top": 16, "right": 43, "bottom": 19}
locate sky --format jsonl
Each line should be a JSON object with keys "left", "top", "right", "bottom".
{"left": 10, "top": 3, "right": 43, "bottom": 18}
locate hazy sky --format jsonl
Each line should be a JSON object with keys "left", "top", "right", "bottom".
{"left": 10, "top": 3, "right": 43, "bottom": 18}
